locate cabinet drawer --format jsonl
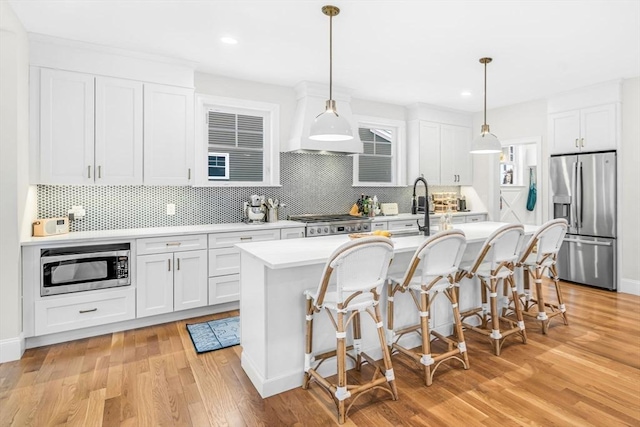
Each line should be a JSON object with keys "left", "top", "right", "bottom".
{"left": 387, "top": 220, "right": 418, "bottom": 231}
{"left": 451, "top": 216, "right": 466, "bottom": 224}
{"left": 209, "top": 247, "right": 240, "bottom": 277}
{"left": 280, "top": 227, "right": 306, "bottom": 239}
{"left": 371, "top": 221, "right": 388, "bottom": 231}
{"left": 35, "top": 287, "right": 135, "bottom": 336}
{"left": 137, "top": 234, "right": 207, "bottom": 255}
{"left": 208, "top": 275, "right": 240, "bottom": 305}
{"left": 208, "top": 229, "right": 280, "bottom": 249}
{"left": 465, "top": 214, "right": 486, "bottom": 223}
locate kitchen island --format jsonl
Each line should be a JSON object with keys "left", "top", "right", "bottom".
{"left": 237, "top": 222, "right": 538, "bottom": 398}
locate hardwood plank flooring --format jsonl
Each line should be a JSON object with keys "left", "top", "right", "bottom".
{"left": 1, "top": 283, "right": 639, "bottom": 426}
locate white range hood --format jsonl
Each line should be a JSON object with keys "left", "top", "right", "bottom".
{"left": 285, "top": 81, "right": 363, "bottom": 154}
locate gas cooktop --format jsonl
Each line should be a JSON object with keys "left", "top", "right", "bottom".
{"left": 288, "top": 214, "right": 371, "bottom": 237}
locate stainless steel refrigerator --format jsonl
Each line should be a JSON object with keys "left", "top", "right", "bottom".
{"left": 550, "top": 151, "right": 616, "bottom": 290}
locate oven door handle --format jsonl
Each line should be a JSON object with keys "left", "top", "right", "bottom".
{"left": 40, "top": 250, "right": 129, "bottom": 264}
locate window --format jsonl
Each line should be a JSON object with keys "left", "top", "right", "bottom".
{"left": 195, "top": 95, "right": 280, "bottom": 186}
{"left": 353, "top": 116, "right": 406, "bottom": 186}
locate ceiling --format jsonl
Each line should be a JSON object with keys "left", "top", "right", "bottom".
{"left": 8, "top": 0, "right": 640, "bottom": 112}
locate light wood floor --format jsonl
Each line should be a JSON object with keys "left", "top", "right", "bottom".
{"left": 1, "top": 282, "right": 639, "bottom": 426}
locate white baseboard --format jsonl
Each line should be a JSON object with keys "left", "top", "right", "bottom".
{"left": 619, "top": 278, "right": 640, "bottom": 296}
{"left": 0, "top": 333, "right": 25, "bottom": 363}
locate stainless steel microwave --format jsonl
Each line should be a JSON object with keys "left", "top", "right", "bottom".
{"left": 40, "top": 243, "right": 130, "bottom": 296}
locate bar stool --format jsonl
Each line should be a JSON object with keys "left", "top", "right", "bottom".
{"left": 386, "top": 229, "right": 469, "bottom": 386}
{"left": 302, "top": 237, "right": 397, "bottom": 425}
{"left": 457, "top": 223, "right": 526, "bottom": 356}
{"left": 510, "top": 219, "right": 569, "bottom": 334}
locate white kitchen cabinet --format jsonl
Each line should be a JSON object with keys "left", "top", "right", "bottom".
{"left": 39, "top": 68, "right": 95, "bottom": 184}
{"left": 280, "top": 227, "right": 306, "bottom": 239}
{"left": 415, "top": 121, "right": 473, "bottom": 185}
{"left": 136, "top": 235, "right": 208, "bottom": 318}
{"left": 208, "top": 229, "right": 280, "bottom": 305}
{"left": 39, "top": 69, "right": 144, "bottom": 185}
{"left": 143, "top": 84, "right": 195, "bottom": 185}
{"left": 549, "top": 104, "right": 617, "bottom": 154}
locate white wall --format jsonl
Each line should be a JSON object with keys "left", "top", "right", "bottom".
{"left": 621, "top": 77, "right": 640, "bottom": 289}
{"left": 0, "top": 1, "right": 32, "bottom": 362}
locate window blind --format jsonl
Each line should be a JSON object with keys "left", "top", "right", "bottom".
{"left": 358, "top": 127, "right": 392, "bottom": 183}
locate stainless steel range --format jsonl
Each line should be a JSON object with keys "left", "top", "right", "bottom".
{"left": 288, "top": 214, "right": 372, "bottom": 237}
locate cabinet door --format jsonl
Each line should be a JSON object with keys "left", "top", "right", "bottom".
{"left": 136, "top": 253, "right": 174, "bottom": 318}
{"left": 95, "top": 77, "right": 143, "bottom": 185}
{"left": 549, "top": 110, "right": 580, "bottom": 154}
{"left": 580, "top": 104, "right": 616, "bottom": 152}
{"left": 143, "top": 84, "right": 194, "bottom": 185}
{"left": 418, "top": 122, "right": 441, "bottom": 185}
{"left": 174, "top": 250, "right": 208, "bottom": 312}
{"left": 441, "top": 124, "right": 472, "bottom": 185}
{"left": 40, "top": 69, "right": 95, "bottom": 184}
{"left": 371, "top": 221, "right": 388, "bottom": 231}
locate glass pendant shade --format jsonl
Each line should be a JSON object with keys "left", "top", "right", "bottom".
{"left": 470, "top": 124, "right": 501, "bottom": 153}
{"left": 309, "top": 100, "right": 353, "bottom": 141}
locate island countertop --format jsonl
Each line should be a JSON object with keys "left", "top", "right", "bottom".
{"left": 236, "top": 221, "right": 539, "bottom": 270}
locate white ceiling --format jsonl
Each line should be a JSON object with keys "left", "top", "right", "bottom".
{"left": 8, "top": 0, "right": 640, "bottom": 112}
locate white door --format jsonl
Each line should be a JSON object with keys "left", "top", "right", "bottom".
{"left": 136, "top": 253, "right": 174, "bottom": 318}
{"left": 143, "top": 84, "right": 194, "bottom": 185}
{"left": 580, "top": 104, "right": 617, "bottom": 152}
{"left": 40, "top": 69, "right": 95, "bottom": 184}
{"left": 418, "top": 121, "right": 441, "bottom": 185}
{"left": 95, "top": 77, "right": 143, "bottom": 185}
{"left": 174, "top": 250, "right": 208, "bottom": 312}
{"left": 549, "top": 110, "right": 580, "bottom": 154}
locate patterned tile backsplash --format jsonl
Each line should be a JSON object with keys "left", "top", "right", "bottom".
{"left": 38, "top": 153, "right": 459, "bottom": 232}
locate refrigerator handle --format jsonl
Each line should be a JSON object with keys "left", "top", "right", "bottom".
{"left": 577, "top": 161, "right": 583, "bottom": 229}
{"left": 571, "top": 161, "right": 578, "bottom": 230}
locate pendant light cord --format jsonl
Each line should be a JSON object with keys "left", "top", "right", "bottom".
{"left": 329, "top": 13, "right": 333, "bottom": 102}
{"left": 483, "top": 60, "right": 487, "bottom": 126}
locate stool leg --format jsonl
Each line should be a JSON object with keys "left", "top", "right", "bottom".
{"left": 420, "top": 290, "right": 434, "bottom": 386}
{"left": 353, "top": 311, "right": 362, "bottom": 370}
{"left": 550, "top": 264, "right": 569, "bottom": 325}
{"left": 386, "top": 283, "right": 395, "bottom": 347}
{"left": 447, "top": 285, "right": 469, "bottom": 369}
{"left": 508, "top": 274, "right": 527, "bottom": 344}
{"left": 534, "top": 266, "right": 549, "bottom": 334}
{"left": 523, "top": 267, "right": 533, "bottom": 311}
{"left": 336, "top": 309, "right": 348, "bottom": 425}
{"left": 480, "top": 278, "right": 490, "bottom": 329}
{"left": 303, "top": 296, "right": 314, "bottom": 389}
{"left": 373, "top": 299, "right": 398, "bottom": 399}
{"left": 489, "top": 277, "right": 502, "bottom": 356}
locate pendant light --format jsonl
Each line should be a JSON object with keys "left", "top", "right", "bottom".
{"left": 470, "top": 57, "right": 501, "bottom": 154}
{"left": 309, "top": 5, "right": 353, "bottom": 141}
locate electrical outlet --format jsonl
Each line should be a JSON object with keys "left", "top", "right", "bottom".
{"left": 166, "top": 203, "right": 176, "bottom": 215}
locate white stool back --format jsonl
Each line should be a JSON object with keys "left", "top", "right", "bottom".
{"left": 467, "top": 224, "right": 525, "bottom": 278}
{"left": 520, "top": 219, "right": 568, "bottom": 267}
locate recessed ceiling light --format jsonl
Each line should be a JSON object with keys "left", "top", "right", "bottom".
{"left": 460, "top": 91, "right": 472, "bottom": 97}
{"left": 220, "top": 36, "right": 238, "bottom": 45}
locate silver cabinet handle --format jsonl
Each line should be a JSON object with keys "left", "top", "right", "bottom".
{"left": 188, "top": 168, "right": 191, "bottom": 180}
{"left": 177, "top": 258, "right": 180, "bottom": 270}
{"left": 98, "top": 165, "right": 101, "bottom": 178}
{"left": 580, "top": 137, "right": 584, "bottom": 147}
{"left": 575, "top": 138, "right": 579, "bottom": 148}
{"left": 166, "top": 242, "right": 181, "bottom": 247}
{"left": 404, "top": 223, "right": 414, "bottom": 227}
{"left": 240, "top": 236, "right": 253, "bottom": 240}
{"left": 168, "top": 259, "right": 171, "bottom": 271}
{"left": 88, "top": 165, "right": 91, "bottom": 178}
{"left": 79, "top": 308, "right": 97, "bottom": 314}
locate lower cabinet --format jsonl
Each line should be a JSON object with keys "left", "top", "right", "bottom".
{"left": 34, "top": 287, "right": 135, "bottom": 336}
{"left": 136, "top": 235, "right": 208, "bottom": 318}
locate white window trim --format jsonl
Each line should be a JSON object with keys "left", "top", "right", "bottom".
{"left": 353, "top": 115, "right": 407, "bottom": 187}
{"left": 194, "top": 94, "right": 280, "bottom": 187}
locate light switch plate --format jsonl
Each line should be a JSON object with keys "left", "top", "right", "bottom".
{"left": 166, "top": 204, "right": 176, "bottom": 215}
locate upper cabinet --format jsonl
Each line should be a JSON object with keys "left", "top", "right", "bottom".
{"left": 549, "top": 104, "right": 617, "bottom": 154}
{"left": 143, "top": 84, "right": 194, "bottom": 186}
{"left": 34, "top": 67, "right": 193, "bottom": 185}
{"left": 410, "top": 120, "right": 473, "bottom": 186}
{"left": 548, "top": 80, "right": 621, "bottom": 155}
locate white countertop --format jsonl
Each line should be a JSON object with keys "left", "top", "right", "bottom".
{"left": 374, "top": 211, "right": 487, "bottom": 221}
{"left": 237, "top": 221, "right": 538, "bottom": 270}
{"left": 21, "top": 220, "right": 304, "bottom": 246}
